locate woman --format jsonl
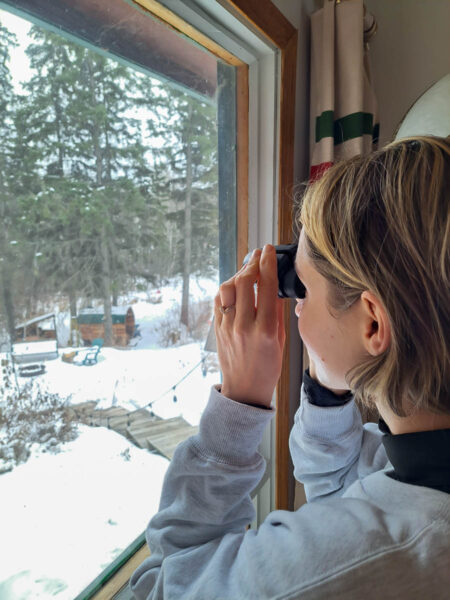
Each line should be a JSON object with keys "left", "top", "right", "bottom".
{"left": 131, "top": 136, "right": 450, "bottom": 599}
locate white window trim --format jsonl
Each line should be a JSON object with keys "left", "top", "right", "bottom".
{"left": 155, "top": 0, "right": 282, "bottom": 525}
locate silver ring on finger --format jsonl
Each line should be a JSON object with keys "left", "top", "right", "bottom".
{"left": 220, "top": 304, "right": 236, "bottom": 315}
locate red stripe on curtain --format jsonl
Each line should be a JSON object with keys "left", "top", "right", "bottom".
{"left": 309, "top": 162, "right": 333, "bottom": 183}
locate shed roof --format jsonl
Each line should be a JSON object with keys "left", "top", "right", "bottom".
{"left": 79, "top": 306, "right": 132, "bottom": 316}
{"left": 77, "top": 306, "right": 134, "bottom": 325}
{"left": 15, "top": 313, "right": 56, "bottom": 330}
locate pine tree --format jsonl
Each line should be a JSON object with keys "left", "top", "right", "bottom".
{"left": 2, "top": 20, "right": 218, "bottom": 346}
{"left": 21, "top": 28, "right": 75, "bottom": 176}
{"left": 21, "top": 29, "right": 167, "bottom": 344}
{"left": 147, "top": 87, "right": 218, "bottom": 327}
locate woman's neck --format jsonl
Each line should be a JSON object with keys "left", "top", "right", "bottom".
{"left": 377, "top": 402, "right": 450, "bottom": 435}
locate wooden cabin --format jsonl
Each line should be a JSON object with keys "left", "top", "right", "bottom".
{"left": 77, "top": 307, "right": 136, "bottom": 347}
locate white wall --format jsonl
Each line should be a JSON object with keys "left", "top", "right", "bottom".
{"left": 364, "top": 0, "right": 450, "bottom": 145}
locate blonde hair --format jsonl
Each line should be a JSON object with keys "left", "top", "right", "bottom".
{"left": 299, "top": 136, "right": 449, "bottom": 417}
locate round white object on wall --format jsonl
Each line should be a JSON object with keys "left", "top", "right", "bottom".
{"left": 395, "top": 74, "right": 450, "bottom": 140}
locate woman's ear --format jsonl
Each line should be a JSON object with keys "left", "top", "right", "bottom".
{"left": 360, "top": 291, "right": 391, "bottom": 356}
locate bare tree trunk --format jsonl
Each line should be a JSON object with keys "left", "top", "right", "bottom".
{"left": 68, "top": 288, "right": 79, "bottom": 346}
{"left": 53, "top": 82, "right": 65, "bottom": 176}
{"left": 85, "top": 56, "right": 103, "bottom": 187}
{"left": 23, "top": 250, "right": 39, "bottom": 319}
{"left": 0, "top": 259, "right": 15, "bottom": 341}
{"left": 100, "top": 229, "right": 114, "bottom": 346}
{"left": 85, "top": 56, "right": 113, "bottom": 345}
{"left": 180, "top": 111, "right": 193, "bottom": 328}
{"left": 69, "top": 290, "right": 77, "bottom": 318}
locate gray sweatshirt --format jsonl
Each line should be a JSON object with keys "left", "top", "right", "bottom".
{"left": 130, "top": 383, "right": 450, "bottom": 599}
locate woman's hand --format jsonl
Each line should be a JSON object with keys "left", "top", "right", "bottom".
{"left": 214, "top": 244, "right": 286, "bottom": 408}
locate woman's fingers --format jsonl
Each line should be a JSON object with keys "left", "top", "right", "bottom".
{"left": 218, "top": 276, "right": 237, "bottom": 321}
{"left": 234, "top": 249, "right": 261, "bottom": 330}
{"left": 256, "top": 245, "right": 279, "bottom": 334}
{"left": 216, "top": 246, "right": 279, "bottom": 332}
{"left": 213, "top": 244, "right": 286, "bottom": 407}
{"left": 216, "top": 250, "right": 261, "bottom": 330}
{"left": 214, "top": 292, "right": 223, "bottom": 326}
{"left": 276, "top": 297, "right": 286, "bottom": 350}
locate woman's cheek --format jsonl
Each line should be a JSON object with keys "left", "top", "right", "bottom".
{"left": 296, "top": 302, "right": 319, "bottom": 362}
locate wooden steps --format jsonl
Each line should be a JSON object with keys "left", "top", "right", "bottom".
{"left": 146, "top": 425, "right": 199, "bottom": 459}
{"left": 65, "top": 400, "right": 98, "bottom": 422}
{"left": 69, "top": 400, "right": 98, "bottom": 414}
{"left": 91, "top": 407, "right": 131, "bottom": 435}
{"left": 127, "top": 416, "right": 191, "bottom": 440}
{"left": 69, "top": 402, "right": 197, "bottom": 460}
{"left": 127, "top": 416, "right": 198, "bottom": 457}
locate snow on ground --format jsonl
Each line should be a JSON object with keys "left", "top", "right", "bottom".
{"left": 1, "top": 275, "right": 221, "bottom": 599}
{"left": 40, "top": 341, "right": 218, "bottom": 426}
{"left": 0, "top": 426, "right": 169, "bottom": 600}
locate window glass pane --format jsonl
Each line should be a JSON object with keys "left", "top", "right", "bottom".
{"left": 0, "top": 3, "right": 236, "bottom": 598}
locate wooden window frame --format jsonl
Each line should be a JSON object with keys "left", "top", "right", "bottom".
{"left": 132, "top": 0, "right": 297, "bottom": 513}
{"left": 220, "top": 0, "right": 298, "bottom": 512}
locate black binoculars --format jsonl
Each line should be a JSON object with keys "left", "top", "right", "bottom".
{"left": 242, "top": 243, "right": 305, "bottom": 299}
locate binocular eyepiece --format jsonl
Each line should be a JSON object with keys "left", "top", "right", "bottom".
{"left": 242, "top": 243, "right": 305, "bottom": 299}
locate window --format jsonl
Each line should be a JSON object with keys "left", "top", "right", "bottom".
{"left": 0, "top": 1, "right": 297, "bottom": 598}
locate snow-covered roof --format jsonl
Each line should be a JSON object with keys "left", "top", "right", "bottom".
{"left": 78, "top": 306, "right": 133, "bottom": 316}
{"left": 15, "top": 313, "right": 56, "bottom": 330}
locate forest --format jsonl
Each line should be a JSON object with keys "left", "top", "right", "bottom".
{"left": 0, "top": 19, "right": 219, "bottom": 347}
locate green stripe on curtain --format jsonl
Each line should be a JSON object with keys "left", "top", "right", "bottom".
{"left": 315, "top": 111, "right": 376, "bottom": 145}
{"left": 372, "top": 123, "right": 380, "bottom": 145}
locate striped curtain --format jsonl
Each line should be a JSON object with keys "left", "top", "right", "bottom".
{"left": 309, "top": 0, "right": 379, "bottom": 181}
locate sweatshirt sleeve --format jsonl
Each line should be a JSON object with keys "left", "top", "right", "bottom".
{"left": 130, "top": 384, "right": 274, "bottom": 599}
{"left": 289, "top": 374, "right": 389, "bottom": 503}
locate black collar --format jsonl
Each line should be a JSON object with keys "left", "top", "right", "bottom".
{"left": 379, "top": 419, "right": 450, "bottom": 494}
